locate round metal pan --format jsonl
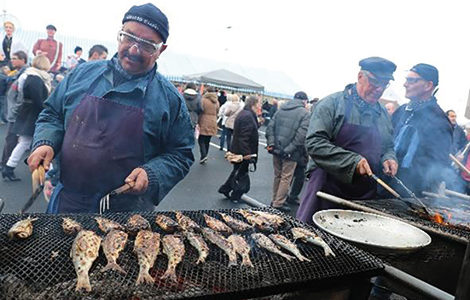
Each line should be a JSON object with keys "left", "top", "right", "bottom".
{"left": 313, "top": 209, "right": 431, "bottom": 253}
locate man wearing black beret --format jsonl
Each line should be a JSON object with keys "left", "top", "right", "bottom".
{"left": 391, "top": 63, "right": 454, "bottom": 195}
{"left": 27, "top": 3, "right": 194, "bottom": 213}
{"left": 297, "top": 57, "right": 398, "bottom": 223}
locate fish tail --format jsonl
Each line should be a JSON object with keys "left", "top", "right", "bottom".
{"left": 241, "top": 255, "right": 254, "bottom": 268}
{"left": 195, "top": 255, "right": 206, "bottom": 265}
{"left": 161, "top": 266, "right": 177, "bottom": 282}
{"left": 136, "top": 269, "right": 154, "bottom": 285}
{"left": 76, "top": 274, "right": 92, "bottom": 292}
{"left": 297, "top": 254, "right": 311, "bottom": 262}
{"left": 228, "top": 254, "right": 238, "bottom": 267}
{"left": 102, "top": 262, "right": 126, "bottom": 274}
{"left": 281, "top": 252, "right": 294, "bottom": 261}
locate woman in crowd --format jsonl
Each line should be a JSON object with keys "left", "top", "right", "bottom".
{"left": 218, "top": 95, "right": 260, "bottom": 202}
{"left": 2, "top": 55, "right": 51, "bottom": 180}
{"left": 197, "top": 86, "right": 219, "bottom": 164}
{"left": 223, "top": 93, "right": 244, "bottom": 151}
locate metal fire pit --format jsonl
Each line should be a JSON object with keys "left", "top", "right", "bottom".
{"left": 0, "top": 208, "right": 383, "bottom": 300}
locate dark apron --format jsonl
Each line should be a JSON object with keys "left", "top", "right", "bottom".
{"left": 296, "top": 95, "right": 382, "bottom": 223}
{"left": 47, "top": 71, "right": 154, "bottom": 213}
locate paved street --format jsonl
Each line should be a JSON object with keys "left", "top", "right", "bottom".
{"left": 0, "top": 124, "right": 301, "bottom": 217}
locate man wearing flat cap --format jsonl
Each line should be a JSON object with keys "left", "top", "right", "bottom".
{"left": 266, "top": 91, "right": 310, "bottom": 212}
{"left": 391, "top": 63, "right": 453, "bottom": 196}
{"left": 32, "top": 25, "right": 63, "bottom": 73}
{"left": 27, "top": 3, "right": 194, "bottom": 213}
{"left": 297, "top": 57, "right": 398, "bottom": 223}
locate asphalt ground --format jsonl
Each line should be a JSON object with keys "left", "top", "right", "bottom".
{"left": 0, "top": 124, "right": 302, "bottom": 217}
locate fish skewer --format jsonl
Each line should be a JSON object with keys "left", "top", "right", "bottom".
{"left": 291, "top": 227, "right": 336, "bottom": 257}
{"left": 161, "top": 234, "right": 185, "bottom": 282}
{"left": 184, "top": 231, "right": 209, "bottom": 265}
{"left": 127, "top": 214, "right": 151, "bottom": 236}
{"left": 101, "top": 230, "right": 128, "bottom": 274}
{"left": 251, "top": 233, "right": 294, "bottom": 261}
{"left": 71, "top": 230, "right": 101, "bottom": 292}
{"left": 94, "top": 217, "right": 124, "bottom": 233}
{"left": 228, "top": 234, "right": 254, "bottom": 267}
{"left": 269, "top": 234, "right": 311, "bottom": 262}
{"left": 237, "top": 210, "right": 275, "bottom": 232}
{"left": 175, "top": 211, "right": 200, "bottom": 232}
{"left": 202, "top": 227, "right": 237, "bottom": 267}
{"left": 134, "top": 230, "right": 160, "bottom": 285}
{"left": 8, "top": 217, "right": 38, "bottom": 239}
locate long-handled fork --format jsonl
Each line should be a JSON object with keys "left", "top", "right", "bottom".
{"left": 99, "top": 181, "right": 135, "bottom": 214}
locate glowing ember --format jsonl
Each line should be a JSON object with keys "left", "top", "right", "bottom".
{"left": 433, "top": 213, "right": 444, "bottom": 224}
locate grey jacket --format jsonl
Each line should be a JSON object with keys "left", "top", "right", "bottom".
{"left": 305, "top": 84, "right": 396, "bottom": 184}
{"left": 266, "top": 99, "right": 310, "bottom": 162}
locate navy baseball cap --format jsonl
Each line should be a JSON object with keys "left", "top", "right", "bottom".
{"left": 359, "top": 56, "right": 397, "bottom": 80}
{"left": 410, "top": 63, "right": 439, "bottom": 86}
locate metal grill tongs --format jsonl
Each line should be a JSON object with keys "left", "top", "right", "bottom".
{"left": 392, "top": 176, "right": 432, "bottom": 216}
{"left": 99, "top": 181, "right": 135, "bottom": 214}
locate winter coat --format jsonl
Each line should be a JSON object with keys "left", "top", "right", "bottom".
{"left": 12, "top": 68, "right": 51, "bottom": 136}
{"left": 231, "top": 106, "right": 259, "bottom": 157}
{"left": 198, "top": 92, "right": 219, "bottom": 136}
{"left": 183, "top": 89, "right": 203, "bottom": 127}
{"left": 224, "top": 101, "right": 244, "bottom": 129}
{"left": 266, "top": 99, "right": 310, "bottom": 163}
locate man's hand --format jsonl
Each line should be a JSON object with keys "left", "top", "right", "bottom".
{"left": 382, "top": 159, "right": 398, "bottom": 176}
{"left": 266, "top": 145, "right": 274, "bottom": 153}
{"left": 125, "top": 168, "right": 148, "bottom": 194}
{"left": 356, "top": 158, "right": 372, "bottom": 176}
{"left": 27, "top": 145, "right": 54, "bottom": 172}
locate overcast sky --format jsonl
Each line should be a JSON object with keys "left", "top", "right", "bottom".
{"left": 3, "top": 0, "right": 470, "bottom": 121}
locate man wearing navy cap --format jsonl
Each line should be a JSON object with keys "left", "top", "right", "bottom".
{"left": 391, "top": 63, "right": 453, "bottom": 196}
{"left": 32, "top": 24, "right": 63, "bottom": 73}
{"left": 297, "top": 57, "right": 398, "bottom": 223}
{"left": 27, "top": 3, "right": 194, "bottom": 213}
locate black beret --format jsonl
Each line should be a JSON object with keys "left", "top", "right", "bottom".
{"left": 294, "top": 91, "right": 308, "bottom": 100}
{"left": 46, "top": 24, "right": 57, "bottom": 31}
{"left": 122, "top": 3, "right": 169, "bottom": 43}
{"left": 410, "top": 63, "right": 439, "bottom": 86}
{"left": 359, "top": 56, "right": 396, "bottom": 80}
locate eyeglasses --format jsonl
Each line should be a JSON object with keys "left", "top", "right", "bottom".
{"left": 365, "top": 72, "right": 390, "bottom": 89}
{"left": 405, "top": 77, "right": 425, "bottom": 84}
{"left": 117, "top": 30, "right": 163, "bottom": 55}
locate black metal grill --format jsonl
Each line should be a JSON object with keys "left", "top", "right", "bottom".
{"left": 0, "top": 208, "right": 383, "bottom": 299}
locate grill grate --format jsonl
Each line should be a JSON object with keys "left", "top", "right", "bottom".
{"left": 0, "top": 208, "right": 382, "bottom": 299}
{"left": 355, "top": 199, "right": 470, "bottom": 240}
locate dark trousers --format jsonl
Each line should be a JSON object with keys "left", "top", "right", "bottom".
{"left": 1, "top": 122, "right": 18, "bottom": 167}
{"left": 198, "top": 135, "right": 212, "bottom": 159}
{"left": 289, "top": 163, "right": 306, "bottom": 200}
{"left": 219, "top": 161, "right": 250, "bottom": 200}
{"left": 219, "top": 126, "right": 233, "bottom": 150}
{"left": 0, "top": 95, "right": 7, "bottom": 122}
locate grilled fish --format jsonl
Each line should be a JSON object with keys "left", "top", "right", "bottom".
{"left": 62, "top": 218, "right": 82, "bottom": 235}
{"left": 237, "top": 210, "right": 275, "bottom": 232}
{"left": 250, "top": 210, "right": 285, "bottom": 227}
{"left": 251, "top": 233, "right": 294, "bottom": 261}
{"left": 94, "top": 217, "right": 124, "bottom": 233}
{"left": 134, "top": 230, "right": 160, "bottom": 285}
{"left": 8, "top": 217, "right": 38, "bottom": 239}
{"left": 227, "top": 234, "right": 253, "bottom": 267}
{"left": 204, "top": 214, "right": 233, "bottom": 234}
{"left": 184, "top": 231, "right": 209, "bottom": 264}
{"left": 291, "top": 227, "right": 336, "bottom": 257}
{"left": 127, "top": 214, "right": 151, "bottom": 236}
{"left": 155, "top": 214, "right": 179, "bottom": 233}
{"left": 218, "top": 212, "right": 252, "bottom": 232}
{"left": 70, "top": 230, "right": 101, "bottom": 292}
{"left": 269, "top": 234, "right": 311, "bottom": 262}
{"left": 102, "top": 230, "right": 128, "bottom": 274}
{"left": 161, "top": 234, "right": 185, "bottom": 282}
{"left": 174, "top": 211, "right": 200, "bottom": 232}
{"left": 201, "top": 227, "right": 237, "bottom": 267}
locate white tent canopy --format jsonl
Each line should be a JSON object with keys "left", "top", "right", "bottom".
{"left": 183, "top": 69, "right": 264, "bottom": 92}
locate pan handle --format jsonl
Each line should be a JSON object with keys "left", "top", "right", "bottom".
{"left": 0, "top": 198, "right": 4, "bottom": 213}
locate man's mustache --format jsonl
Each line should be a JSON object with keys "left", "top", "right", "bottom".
{"left": 124, "top": 51, "right": 144, "bottom": 63}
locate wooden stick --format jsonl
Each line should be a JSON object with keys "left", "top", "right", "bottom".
{"left": 370, "top": 174, "right": 401, "bottom": 198}
{"left": 449, "top": 154, "right": 470, "bottom": 176}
